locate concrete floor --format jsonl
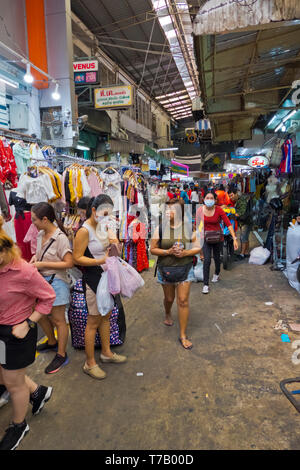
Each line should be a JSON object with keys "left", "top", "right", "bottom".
{"left": 1, "top": 256, "right": 300, "bottom": 450}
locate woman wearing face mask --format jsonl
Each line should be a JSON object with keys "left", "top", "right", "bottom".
{"left": 31, "top": 203, "right": 73, "bottom": 374}
{"left": 197, "top": 190, "right": 238, "bottom": 294}
{"left": 151, "top": 199, "right": 201, "bottom": 350}
{"left": 0, "top": 216, "right": 55, "bottom": 450}
{"left": 73, "top": 195, "right": 127, "bottom": 380}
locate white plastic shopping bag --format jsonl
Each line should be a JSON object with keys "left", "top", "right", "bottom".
{"left": 249, "top": 247, "right": 270, "bottom": 265}
{"left": 96, "top": 271, "right": 115, "bottom": 316}
{"left": 118, "top": 259, "right": 145, "bottom": 298}
{"left": 193, "top": 255, "right": 204, "bottom": 282}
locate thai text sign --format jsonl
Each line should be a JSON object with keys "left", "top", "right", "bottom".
{"left": 248, "top": 156, "right": 269, "bottom": 168}
{"left": 95, "top": 85, "right": 133, "bottom": 109}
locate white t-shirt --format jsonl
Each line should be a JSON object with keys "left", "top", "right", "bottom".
{"left": 191, "top": 191, "right": 199, "bottom": 203}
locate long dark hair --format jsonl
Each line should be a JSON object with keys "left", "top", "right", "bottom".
{"left": 32, "top": 202, "right": 66, "bottom": 234}
{"left": 86, "top": 194, "right": 114, "bottom": 219}
{"left": 204, "top": 189, "right": 217, "bottom": 200}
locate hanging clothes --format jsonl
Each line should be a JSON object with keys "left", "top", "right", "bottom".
{"left": 101, "top": 170, "right": 122, "bottom": 213}
{"left": 0, "top": 182, "right": 11, "bottom": 221}
{"left": 0, "top": 138, "right": 18, "bottom": 187}
{"left": 278, "top": 138, "right": 293, "bottom": 175}
{"left": 130, "top": 220, "right": 149, "bottom": 273}
{"left": 12, "top": 142, "right": 32, "bottom": 175}
{"left": 16, "top": 172, "right": 56, "bottom": 204}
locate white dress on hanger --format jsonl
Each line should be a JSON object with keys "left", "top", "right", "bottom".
{"left": 17, "top": 173, "right": 56, "bottom": 204}
{"left": 101, "top": 171, "right": 122, "bottom": 212}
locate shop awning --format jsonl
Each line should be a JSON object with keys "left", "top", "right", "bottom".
{"left": 109, "top": 139, "right": 145, "bottom": 155}
{"left": 145, "top": 145, "right": 170, "bottom": 165}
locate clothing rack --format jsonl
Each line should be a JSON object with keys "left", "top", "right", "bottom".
{"left": 0, "top": 127, "right": 39, "bottom": 143}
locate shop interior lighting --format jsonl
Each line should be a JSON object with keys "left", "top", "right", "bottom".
{"left": 52, "top": 83, "right": 61, "bottom": 101}
{"left": 282, "top": 109, "right": 297, "bottom": 123}
{"left": 274, "top": 110, "right": 297, "bottom": 132}
{"left": 24, "top": 63, "right": 34, "bottom": 84}
{"left": 76, "top": 144, "right": 90, "bottom": 151}
{"left": 0, "top": 76, "right": 18, "bottom": 89}
{"left": 158, "top": 147, "right": 179, "bottom": 152}
{"left": 267, "top": 115, "right": 277, "bottom": 127}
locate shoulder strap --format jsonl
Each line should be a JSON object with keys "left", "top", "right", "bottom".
{"left": 159, "top": 223, "right": 162, "bottom": 247}
{"left": 40, "top": 239, "right": 55, "bottom": 261}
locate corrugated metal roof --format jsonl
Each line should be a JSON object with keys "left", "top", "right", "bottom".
{"left": 71, "top": 0, "right": 186, "bottom": 100}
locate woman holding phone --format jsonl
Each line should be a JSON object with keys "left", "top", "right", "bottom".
{"left": 73, "top": 195, "right": 126, "bottom": 380}
{"left": 151, "top": 199, "right": 201, "bottom": 350}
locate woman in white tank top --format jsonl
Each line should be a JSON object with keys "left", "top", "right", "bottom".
{"left": 73, "top": 195, "right": 127, "bottom": 380}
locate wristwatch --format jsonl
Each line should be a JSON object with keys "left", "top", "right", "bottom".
{"left": 26, "top": 319, "right": 36, "bottom": 329}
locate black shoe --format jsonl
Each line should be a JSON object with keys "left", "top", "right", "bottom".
{"left": 45, "top": 353, "right": 69, "bottom": 374}
{"left": 30, "top": 386, "right": 53, "bottom": 415}
{"left": 36, "top": 341, "right": 58, "bottom": 353}
{"left": 0, "top": 422, "right": 29, "bottom": 450}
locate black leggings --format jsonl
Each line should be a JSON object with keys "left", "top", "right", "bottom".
{"left": 203, "top": 241, "right": 222, "bottom": 286}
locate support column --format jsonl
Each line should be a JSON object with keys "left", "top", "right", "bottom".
{"left": 40, "top": 0, "right": 76, "bottom": 147}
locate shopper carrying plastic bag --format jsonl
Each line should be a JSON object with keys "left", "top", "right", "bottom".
{"left": 73, "top": 195, "right": 127, "bottom": 381}
{"left": 96, "top": 271, "right": 115, "bottom": 315}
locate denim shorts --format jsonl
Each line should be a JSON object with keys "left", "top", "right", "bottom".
{"left": 44, "top": 276, "right": 70, "bottom": 307}
{"left": 240, "top": 224, "right": 252, "bottom": 243}
{"left": 157, "top": 266, "right": 195, "bottom": 285}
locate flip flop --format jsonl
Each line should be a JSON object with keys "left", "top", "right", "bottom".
{"left": 164, "top": 319, "right": 174, "bottom": 327}
{"left": 178, "top": 337, "right": 193, "bottom": 350}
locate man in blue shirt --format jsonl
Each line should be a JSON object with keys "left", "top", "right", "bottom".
{"left": 180, "top": 184, "right": 191, "bottom": 205}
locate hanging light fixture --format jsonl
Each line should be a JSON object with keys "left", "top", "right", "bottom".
{"left": 24, "top": 63, "right": 34, "bottom": 84}
{"left": 52, "top": 82, "right": 61, "bottom": 100}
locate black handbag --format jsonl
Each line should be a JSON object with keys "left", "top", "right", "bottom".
{"left": 158, "top": 263, "right": 192, "bottom": 283}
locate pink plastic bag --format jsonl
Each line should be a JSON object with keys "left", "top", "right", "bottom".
{"left": 106, "top": 257, "right": 121, "bottom": 295}
{"left": 118, "top": 259, "right": 145, "bottom": 298}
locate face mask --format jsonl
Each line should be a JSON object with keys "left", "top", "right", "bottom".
{"left": 205, "top": 200, "right": 215, "bottom": 208}
{"left": 95, "top": 215, "right": 110, "bottom": 224}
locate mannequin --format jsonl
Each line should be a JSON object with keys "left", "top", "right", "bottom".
{"left": 265, "top": 171, "right": 279, "bottom": 203}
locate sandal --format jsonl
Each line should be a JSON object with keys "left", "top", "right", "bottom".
{"left": 83, "top": 363, "right": 106, "bottom": 380}
{"left": 164, "top": 319, "right": 174, "bottom": 327}
{"left": 178, "top": 337, "right": 193, "bottom": 350}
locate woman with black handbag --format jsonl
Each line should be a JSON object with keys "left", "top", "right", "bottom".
{"left": 196, "top": 190, "right": 238, "bottom": 294}
{"left": 150, "top": 199, "right": 201, "bottom": 350}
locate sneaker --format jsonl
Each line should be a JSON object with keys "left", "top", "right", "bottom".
{"left": 212, "top": 274, "right": 220, "bottom": 283}
{"left": 83, "top": 363, "right": 106, "bottom": 380}
{"left": 36, "top": 341, "right": 58, "bottom": 353}
{"left": 100, "top": 352, "right": 127, "bottom": 364}
{"left": 45, "top": 353, "right": 69, "bottom": 374}
{"left": 202, "top": 285, "right": 210, "bottom": 294}
{"left": 0, "top": 422, "right": 29, "bottom": 450}
{"left": 30, "top": 386, "right": 53, "bottom": 415}
{"left": 0, "top": 390, "right": 10, "bottom": 409}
